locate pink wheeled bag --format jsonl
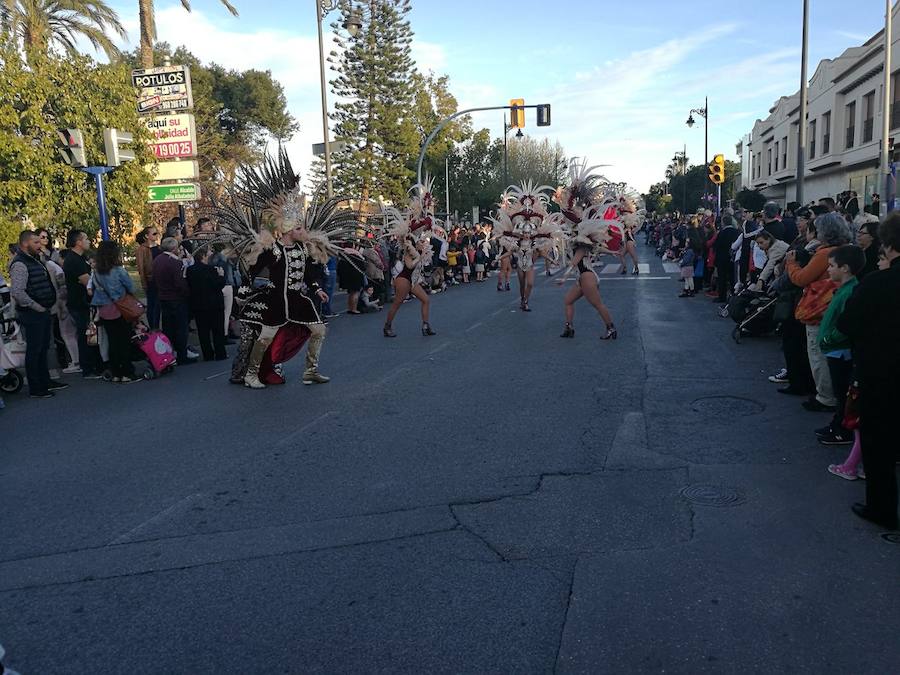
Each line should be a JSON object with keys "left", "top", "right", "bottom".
{"left": 134, "top": 330, "right": 176, "bottom": 377}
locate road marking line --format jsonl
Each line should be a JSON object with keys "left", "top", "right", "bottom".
{"left": 427, "top": 341, "right": 451, "bottom": 356}
{"left": 663, "top": 262, "right": 681, "bottom": 274}
{"left": 107, "top": 493, "right": 205, "bottom": 546}
{"left": 465, "top": 322, "right": 484, "bottom": 333}
{"left": 276, "top": 411, "right": 335, "bottom": 448}
{"left": 601, "top": 264, "right": 620, "bottom": 274}
{"left": 600, "top": 276, "right": 671, "bottom": 281}
{"left": 205, "top": 370, "right": 229, "bottom": 381}
{"left": 638, "top": 263, "right": 651, "bottom": 274}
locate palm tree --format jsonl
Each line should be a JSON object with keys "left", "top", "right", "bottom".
{"left": 1, "top": 0, "right": 127, "bottom": 64}
{"left": 138, "top": 0, "right": 238, "bottom": 68}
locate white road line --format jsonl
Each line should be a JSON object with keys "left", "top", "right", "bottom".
{"left": 600, "top": 264, "right": 620, "bottom": 274}
{"left": 638, "top": 263, "right": 651, "bottom": 274}
{"left": 465, "top": 322, "right": 484, "bottom": 333}
{"left": 107, "top": 493, "right": 206, "bottom": 546}
{"left": 204, "top": 370, "right": 230, "bottom": 381}
{"left": 663, "top": 262, "right": 681, "bottom": 274}
{"left": 600, "top": 276, "right": 671, "bottom": 281}
{"left": 276, "top": 411, "right": 335, "bottom": 448}
{"left": 427, "top": 341, "right": 452, "bottom": 356}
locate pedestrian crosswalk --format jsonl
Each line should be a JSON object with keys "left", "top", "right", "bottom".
{"left": 594, "top": 262, "right": 680, "bottom": 276}
{"left": 662, "top": 262, "right": 682, "bottom": 274}
{"left": 599, "top": 263, "right": 652, "bottom": 274}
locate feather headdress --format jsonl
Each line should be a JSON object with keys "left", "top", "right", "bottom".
{"left": 552, "top": 157, "right": 613, "bottom": 223}
{"left": 502, "top": 180, "right": 554, "bottom": 225}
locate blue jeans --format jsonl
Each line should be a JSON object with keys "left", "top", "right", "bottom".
{"left": 17, "top": 308, "right": 52, "bottom": 394}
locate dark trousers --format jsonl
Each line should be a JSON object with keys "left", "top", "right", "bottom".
{"left": 102, "top": 317, "right": 136, "bottom": 378}
{"left": 715, "top": 263, "right": 733, "bottom": 301}
{"left": 859, "top": 380, "right": 899, "bottom": 523}
{"left": 146, "top": 285, "right": 160, "bottom": 331}
{"left": 52, "top": 314, "right": 68, "bottom": 367}
{"left": 195, "top": 308, "right": 226, "bottom": 361}
{"left": 18, "top": 308, "right": 52, "bottom": 395}
{"left": 826, "top": 356, "right": 853, "bottom": 434}
{"left": 782, "top": 316, "right": 815, "bottom": 394}
{"left": 68, "top": 305, "right": 100, "bottom": 376}
{"left": 160, "top": 299, "right": 190, "bottom": 361}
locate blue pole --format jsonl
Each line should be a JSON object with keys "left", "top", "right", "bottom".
{"left": 82, "top": 166, "right": 115, "bottom": 241}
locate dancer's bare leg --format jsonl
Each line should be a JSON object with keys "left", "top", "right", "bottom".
{"left": 386, "top": 278, "right": 411, "bottom": 324}
{"left": 410, "top": 283, "right": 431, "bottom": 323}
{"left": 580, "top": 274, "right": 614, "bottom": 326}
{"left": 564, "top": 283, "right": 582, "bottom": 324}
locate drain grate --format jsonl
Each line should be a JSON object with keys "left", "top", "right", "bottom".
{"left": 691, "top": 396, "right": 765, "bottom": 416}
{"left": 680, "top": 484, "right": 746, "bottom": 507}
{"left": 880, "top": 533, "right": 900, "bottom": 544}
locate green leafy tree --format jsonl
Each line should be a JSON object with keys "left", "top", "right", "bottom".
{"left": 0, "top": 45, "right": 152, "bottom": 245}
{"left": 736, "top": 187, "right": 767, "bottom": 212}
{"left": 138, "top": 0, "right": 237, "bottom": 68}
{"left": 447, "top": 128, "right": 503, "bottom": 219}
{"left": 1, "top": 0, "right": 127, "bottom": 65}
{"left": 330, "top": 0, "right": 418, "bottom": 206}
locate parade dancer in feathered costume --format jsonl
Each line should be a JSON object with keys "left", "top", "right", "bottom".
{"left": 553, "top": 158, "right": 619, "bottom": 340}
{"left": 381, "top": 178, "right": 438, "bottom": 338}
{"left": 493, "top": 180, "right": 563, "bottom": 311}
{"left": 615, "top": 194, "right": 644, "bottom": 275}
{"left": 201, "top": 149, "right": 360, "bottom": 388}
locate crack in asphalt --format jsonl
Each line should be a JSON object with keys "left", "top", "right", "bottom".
{"left": 553, "top": 557, "right": 579, "bottom": 674}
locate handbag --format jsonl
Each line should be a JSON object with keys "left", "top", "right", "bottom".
{"left": 86, "top": 309, "right": 99, "bottom": 346}
{"left": 842, "top": 383, "right": 860, "bottom": 430}
{"left": 773, "top": 288, "right": 800, "bottom": 323}
{"left": 794, "top": 278, "right": 837, "bottom": 325}
{"left": 94, "top": 272, "right": 145, "bottom": 323}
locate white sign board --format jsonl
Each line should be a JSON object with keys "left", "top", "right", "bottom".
{"left": 132, "top": 65, "right": 193, "bottom": 114}
{"left": 141, "top": 113, "right": 197, "bottom": 159}
{"left": 146, "top": 160, "right": 199, "bottom": 182}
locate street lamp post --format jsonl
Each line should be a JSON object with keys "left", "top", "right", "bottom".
{"left": 316, "top": 0, "right": 361, "bottom": 198}
{"left": 686, "top": 97, "right": 709, "bottom": 194}
{"left": 673, "top": 146, "right": 687, "bottom": 214}
{"left": 503, "top": 112, "right": 524, "bottom": 189}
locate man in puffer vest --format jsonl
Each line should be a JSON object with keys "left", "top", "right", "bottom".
{"left": 9, "top": 230, "right": 69, "bottom": 398}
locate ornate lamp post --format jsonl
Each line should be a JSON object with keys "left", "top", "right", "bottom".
{"left": 316, "top": 0, "right": 362, "bottom": 197}
{"left": 686, "top": 97, "right": 709, "bottom": 192}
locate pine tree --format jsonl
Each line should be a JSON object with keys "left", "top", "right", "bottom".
{"left": 330, "top": 0, "right": 417, "bottom": 207}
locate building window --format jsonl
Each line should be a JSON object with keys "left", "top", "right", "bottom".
{"left": 863, "top": 91, "right": 875, "bottom": 143}
{"left": 809, "top": 119, "right": 816, "bottom": 159}
{"left": 822, "top": 112, "right": 831, "bottom": 154}
{"left": 767, "top": 148, "right": 772, "bottom": 175}
{"left": 782, "top": 136, "right": 787, "bottom": 167}
{"left": 774, "top": 141, "right": 779, "bottom": 171}
{"left": 846, "top": 101, "right": 856, "bottom": 149}
{"left": 892, "top": 72, "right": 900, "bottom": 129}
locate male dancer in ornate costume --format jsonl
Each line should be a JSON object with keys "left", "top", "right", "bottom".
{"left": 199, "top": 149, "right": 360, "bottom": 388}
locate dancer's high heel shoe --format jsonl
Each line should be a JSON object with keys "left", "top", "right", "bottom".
{"left": 421, "top": 322, "right": 436, "bottom": 336}
{"left": 560, "top": 323, "right": 574, "bottom": 338}
{"left": 601, "top": 324, "right": 618, "bottom": 340}
{"left": 383, "top": 322, "right": 396, "bottom": 338}
{"left": 632, "top": 267, "right": 639, "bottom": 275}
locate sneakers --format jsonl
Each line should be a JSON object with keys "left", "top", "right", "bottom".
{"left": 187, "top": 348, "right": 201, "bottom": 359}
{"left": 818, "top": 431, "right": 853, "bottom": 446}
{"left": 302, "top": 372, "right": 331, "bottom": 385}
{"left": 29, "top": 391, "right": 55, "bottom": 399}
{"left": 768, "top": 368, "right": 789, "bottom": 384}
{"left": 62, "top": 364, "right": 81, "bottom": 374}
{"left": 828, "top": 464, "right": 858, "bottom": 481}
{"left": 814, "top": 425, "right": 832, "bottom": 438}
{"left": 47, "top": 380, "right": 69, "bottom": 391}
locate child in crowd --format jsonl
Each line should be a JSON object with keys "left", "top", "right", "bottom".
{"left": 817, "top": 245, "right": 866, "bottom": 446}
{"left": 678, "top": 245, "right": 697, "bottom": 297}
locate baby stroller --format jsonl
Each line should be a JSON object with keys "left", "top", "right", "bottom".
{"left": 0, "top": 292, "right": 25, "bottom": 395}
{"left": 726, "top": 288, "right": 777, "bottom": 343}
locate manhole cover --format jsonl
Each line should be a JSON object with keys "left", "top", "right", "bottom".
{"left": 881, "top": 533, "right": 900, "bottom": 544}
{"left": 680, "top": 485, "right": 746, "bottom": 507}
{"left": 691, "top": 396, "right": 765, "bottom": 416}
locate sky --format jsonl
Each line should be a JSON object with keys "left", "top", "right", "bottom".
{"left": 99, "top": 0, "right": 890, "bottom": 193}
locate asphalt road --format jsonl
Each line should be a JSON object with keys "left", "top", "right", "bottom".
{"left": 1, "top": 244, "right": 898, "bottom": 673}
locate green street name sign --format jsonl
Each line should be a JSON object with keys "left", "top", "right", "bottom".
{"left": 147, "top": 182, "right": 200, "bottom": 203}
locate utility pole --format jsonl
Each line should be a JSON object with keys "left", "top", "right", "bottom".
{"left": 797, "top": 0, "right": 810, "bottom": 205}
{"left": 882, "top": 0, "right": 894, "bottom": 213}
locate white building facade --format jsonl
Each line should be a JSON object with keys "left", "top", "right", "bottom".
{"left": 745, "top": 8, "right": 900, "bottom": 210}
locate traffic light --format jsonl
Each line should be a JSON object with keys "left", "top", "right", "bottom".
{"left": 57, "top": 129, "right": 87, "bottom": 168}
{"left": 536, "top": 104, "right": 551, "bottom": 127}
{"left": 708, "top": 153, "right": 726, "bottom": 185}
{"left": 104, "top": 128, "right": 135, "bottom": 167}
{"left": 509, "top": 98, "right": 525, "bottom": 128}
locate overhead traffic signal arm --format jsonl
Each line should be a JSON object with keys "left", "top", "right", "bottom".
{"left": 708, "top": 153, "right": 726, "bottom": 185}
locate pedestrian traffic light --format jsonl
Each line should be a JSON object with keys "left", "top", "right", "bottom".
{"left": 57, "top": 129, "right": 87, "bottom": 168}
{"left": 509, "top": 98, "right": 525, "bottom": 128}
{"left": 536, "top": 104, "right": 551, "bottom": 127}
{"left": 708, "top": 153, "right": 726, "bottom": 185}
{"left": 104, "top": 128, "right": 135, "bottom": 167}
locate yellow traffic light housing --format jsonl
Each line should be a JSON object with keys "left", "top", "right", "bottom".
{"left": 709, "top": 153, "right": 725, "bottom": 185}
{"left": 509, "top": 98, "right": 525, "bottom": 128}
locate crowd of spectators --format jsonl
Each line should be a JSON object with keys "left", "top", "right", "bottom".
{"left": 1, "top": 218, "right": 517, "bottom": 407}
{"left": 645, "top": 197, "right": 899, "bottom": 531}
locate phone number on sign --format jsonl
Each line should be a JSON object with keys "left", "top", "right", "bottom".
{"left": 153, "top": 141, "right": 195, "bottom": 159}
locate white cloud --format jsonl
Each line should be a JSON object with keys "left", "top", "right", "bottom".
{"left": 411, "top": 40, "right": 447, "bottom": 73}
